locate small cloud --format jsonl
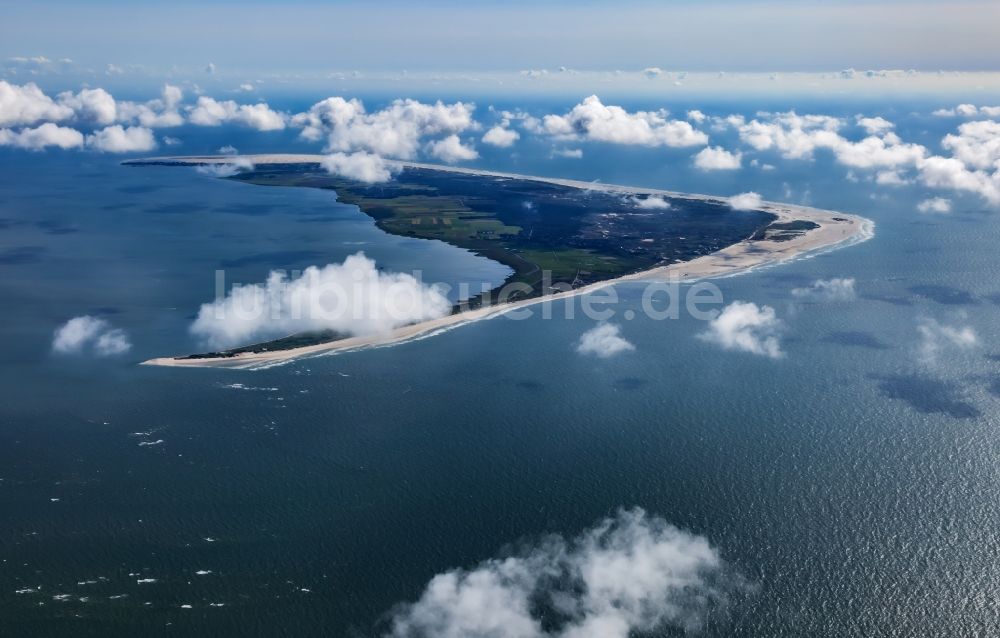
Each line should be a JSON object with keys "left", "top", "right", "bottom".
{"left": 917, "top": 197, "right": 951, "bottom": 214}
{"left": 693, "top": 146, "right": 742, "bottom": 171}
{"left": 481, "top": 125, "right": 519, "bottom": 148}
{"left": 576, "top": 323, "right": 635, "bottom": 358}
{"left": 196, "top": 157, "right": 254, "bottom": 178}
{"left": 875, "top": 170, "right": 910, "bottom": 186}
{"left": 727, "top": 192, "right": 763, "bottom": 210}
{"left": 321, "top": 151, "right": 397, "bottom": 183}
{"left": 52, "top": 315, "right": 131, "bottom": 356}
{"left": 426, "top": 134, "right": 478, "bottom": 163}
{"left": 686, "top": 109, "right": 706, "bottom": 123}
{"left": 551, "top": 148, "right": 583, "bottom": 159}
{"left": 205, "top": 62, "right": 216, "bottom": 75}
{"left": 932, "top": 104, "right": 980, "bottom": 118}
{"left": 520, "top": 68, "right": 549, "bottom": 79}
{"left": 162, "top": 136, "right": 181, "bottom": 146}
{"left": 856, "top": 115, "right": 894, "bottom": 135}
{"left": 218, "top": 144, "right": 238, "bottom": 154}
{"left": 791, "top": 278, "right": 857, "bottom": 302}
{"left": 237, "top": 83, "right": 255, "bottom": 92}
{"left": 627, "top": 195, "right": 670, "bottom": 210}
{"left": 642, "top": 66, "right": 664, "bottom": 78}
{"left": 94, "top": 329, "right": 132, "bottom": 356}
{"left": 917, "top": 316, "right": 977, "bottom": 364}
{"left": 698, "top": 301, "right": 783, "bottom": 358}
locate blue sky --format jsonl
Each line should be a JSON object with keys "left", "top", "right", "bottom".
{"left": 3, "top": 1, "right": 1000, "bottom": 74}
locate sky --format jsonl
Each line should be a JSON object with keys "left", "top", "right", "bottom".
{"left": 2, "top": 0, "right": 999, "bottom": 231}
{"left": 3, "top": 0, "right": 1000, "bottom": 75}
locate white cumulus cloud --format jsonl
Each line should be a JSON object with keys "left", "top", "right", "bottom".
{"left": 551, "top": 148, "right": 583, "bottom": 159}
{"left": 576, "top": 323, "right": 635, "bottom": 358}
{"left": 686, "top": 109, "right": 706, "bottom": 123}
{"left": 933, "top": 104, "right": 999, "bottom": 118}
{"left": 627, "top": 195, "right": 670, "bottom": 209}
{"left": 940, "top": 120, "right": 1000, "bottom": 170}
{"left": 916, "top": 197, "right": 952, "bottom": 214}
{"left": 387, "top": 508, "right": 737, "bottom": 638}
{"left": 875, "top": 170, "right": 910, "bottom": 186}
{"left": 427, "top": 134, "right": 479, "bottom": 163}
{"left": 321, "top": 151, "right": 397, "bottom": 183}
{"left": 727, "top": 192, "right": 763, "bottom": 210}
{"left": 693, "top": 146, "right": 742, "bottom": 170}
{"left": 57, "top": 87, "right": 117, "bottom": 125}
{"left": 856, "top": 115, "right": 894, "bottom": 135}
{"left": 52, "top": 316, "right": 131, "bottom": 356}
{"left": 482, "top": 125, "right": 520, "bottom": 148}
{"left": 292, "top": 97, "right": 476, "bottom": 160}
{"left": 189, "top": 252, "right": 451, "bottom": 349}
{"left": 94, "top": 329, "right": 132, "bottom": 356}
{"left": 917, "top": 316, "right": 977, "bottom": 364}
{"left": 0, "top": 122, "right": 84, "bottom": 149}
{"left": 791, "top": 278, "right": 857, "bottom": 302}
{"left": 542, "top": 95, "right": 708, "bottom": 148}
{"left": 917, "top": 155, "right": 1000, "bottom": 205}
{"left": 0, "top": 80, "right": 74, "bottom": 127}
{"left": 188, "top": 96, "right": 286, "bottom": 130}
{"left": 117, "top": 84, "right": 185, "bottom": 128}
{"left": 737, "top": 111, "right": 926, "bottom": 170}
{"left": 196, "top": 157, "right": 255, "bottom": 178}
{"left": 698, "top": 301, "right": 783, "bottom": 358}
{"left": 86, "top": 125, "right": 157, "bottom": 153}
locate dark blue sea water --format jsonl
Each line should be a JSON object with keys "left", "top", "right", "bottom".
{"left": 2, "top": 96, "right": 1000, "bottom": 636}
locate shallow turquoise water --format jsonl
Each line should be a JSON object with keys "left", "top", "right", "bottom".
{"left": 2, "top": 101, "right": 1000, "bottom": 636}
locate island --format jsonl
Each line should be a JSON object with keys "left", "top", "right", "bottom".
{"left": 124, "top": 155, "right": 874, "bottom": 368}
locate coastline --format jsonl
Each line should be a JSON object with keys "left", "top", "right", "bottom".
{"left": 130, "top": 155, "right": 875, "bottom": 369}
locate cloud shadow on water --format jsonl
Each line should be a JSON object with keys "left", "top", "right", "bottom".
{"left": 908, "top": 284, "right": 978, "bottom": 305}
{"left": 613, "top": 377, "right": 649, "bottom": 391}
{"left": 823, "top": 331, "right": 891, "bottom": 350}
{"left": 144, "top": 202, "right": 203, "bottom": 215}
{"left": 211, "top": 203, "right": 282, "bottom": 216}
{"left": 515, "top": 380, "right": 545, "bottom": 391}
{"left": 861, "top": 293, "right": 914, "bottom": 307}
{"left": 986, "top": 376, "right": 1000, "bottom": 399}
{"left": 118, "top": 184, "right": 167, "bottom": 195}
{"left": 0, "top": 246, "right": 45, "bottom": 265}
{"left": 869, "top": 373, "right": 980, "bottom": 419}
{"left": 35, "top": 220, "right": 78, "bottom": 235}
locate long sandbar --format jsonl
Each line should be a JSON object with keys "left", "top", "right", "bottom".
{"left": 130, "top": 155, "right": 874, "bottom": 369}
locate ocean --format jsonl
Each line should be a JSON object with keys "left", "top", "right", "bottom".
{"left": 2, "top": 94, "right": 1000, "bottom": 636}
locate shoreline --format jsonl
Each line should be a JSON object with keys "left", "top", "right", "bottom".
{"left": 130, "top": 155, "right": 875, "bottom": 369}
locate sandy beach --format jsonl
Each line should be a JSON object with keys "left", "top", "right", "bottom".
{"left": 131, "top": 155, "right": 875, "bottom": 369}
